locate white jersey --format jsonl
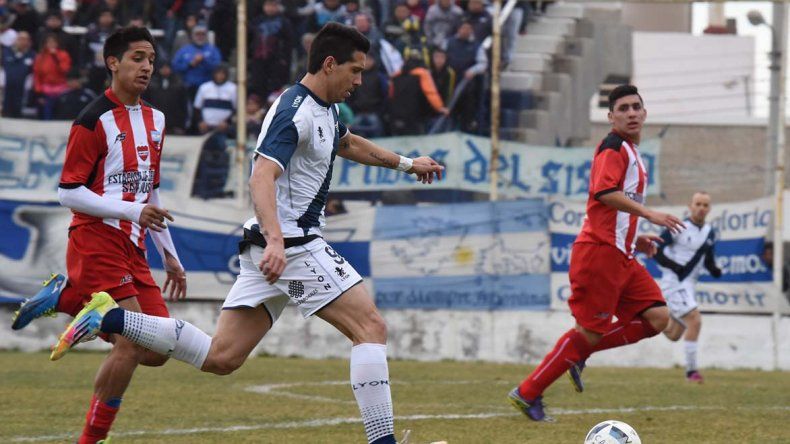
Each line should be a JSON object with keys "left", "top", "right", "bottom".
{"left": 656, "top": 220, "right": 719, "bottom": 288}
{"left": 249, "top": 82, "right": 348, "bottom": 238}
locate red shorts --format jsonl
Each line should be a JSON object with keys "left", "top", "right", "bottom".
{"left": 59, "top": 223, "right": 168, "bottom": 318}
{"left": 568, "top": 242, "right": 665, "bottom": 334}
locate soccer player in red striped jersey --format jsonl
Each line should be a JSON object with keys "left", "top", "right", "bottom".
{"left": 508, "top": 85, "right": 687, "bottom": 421}
{"left": 11, "top": 27, "right": 186, "bottom": 443}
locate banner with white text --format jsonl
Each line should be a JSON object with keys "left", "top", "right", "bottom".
{"left": 331, "top": 132, "right": 662, "bottom": 200}
{"left": 548, "top": 197, "right": 784, "bottom": 314}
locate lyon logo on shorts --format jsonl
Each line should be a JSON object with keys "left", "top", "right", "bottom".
{"left": 136, "top": 145, "right": 149, "bottom": 161}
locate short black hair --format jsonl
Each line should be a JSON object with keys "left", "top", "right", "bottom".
{"left": 608, "top": 84, "right": 643, "bottom": 111}
{"left": 103, "top": 26, "right": 155, "bottom": 76}
{"left": 307, "top": 22, "right": 370, "bottom": 74}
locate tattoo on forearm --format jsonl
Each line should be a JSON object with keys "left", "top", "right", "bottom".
{"left": 339, "top": 138, "right": 350, "bottom": 150}
{"left": 369, "top": 151, "right": 397, "bottom": 168}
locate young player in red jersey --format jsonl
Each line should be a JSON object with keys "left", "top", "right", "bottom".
{"left": 11, "top": 27, "right": 186, "bottom": 443}
{"left": 508, "top": 85, "right": 686, "bottom": 421}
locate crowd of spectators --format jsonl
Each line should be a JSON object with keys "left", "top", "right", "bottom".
{"left": 1, "top": 0, "right": 552, "bottom": 137}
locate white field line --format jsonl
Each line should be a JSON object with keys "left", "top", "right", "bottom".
{"left": 8, "top": 380, "right": 790, "bottom": 443}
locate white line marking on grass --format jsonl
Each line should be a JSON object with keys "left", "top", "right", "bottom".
{"left": 9, "top": 405, "right": 790, "bottom": 442}
{"left": 244, "top": 381, "right": 357, "bottom": 405}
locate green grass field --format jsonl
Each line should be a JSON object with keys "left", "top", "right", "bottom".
{"left": 1, "top": 351, "right": 788, "bottom": 443}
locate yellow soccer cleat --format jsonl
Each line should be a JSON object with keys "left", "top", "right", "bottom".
{"left": 50, "top": 292, "right": 118, "bottom": 361}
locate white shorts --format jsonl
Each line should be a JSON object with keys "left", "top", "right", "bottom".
{"left": 660, "top": 281, "right": 698, "bottom": 319}
{"left": 222, "top": 238, "right": 363, "bottom": 323}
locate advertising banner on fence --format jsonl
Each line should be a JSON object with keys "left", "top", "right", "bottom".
{"left": 332, "top": 132, "right": 662, "bottom": 200}
{"left": 370, "top": 200, "right": 551, "bottom": 310}
{"left": 548, "top": 197, "right": 783, "bottom": 314}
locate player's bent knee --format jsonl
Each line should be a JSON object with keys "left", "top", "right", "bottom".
{"left": 203, "top": 351, "right": 246, "bottom": 375}
{"left": 359, "top": 310, "right": 387, "bottom": 344}
{"left": 110, "top": 340, "right": 148, "bottom": 365}
{"left": 140, "top": 350, "right": 169, "bottom": 367}
{"left": 650, "top": 314, "right": 669, "bottom": 333}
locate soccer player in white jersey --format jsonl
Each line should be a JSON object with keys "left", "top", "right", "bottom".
{"left": 655, "top": 191, "right": 722, "bottom": 383}
{"left": 50, "top": 22, "right": 444, "bottom": 444}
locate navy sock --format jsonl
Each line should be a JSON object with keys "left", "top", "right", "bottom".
{"left": 371, "top": 435, "right": 396, "bottom": 444}
{"left": 104, "top": 397, "right": 122, "bottom": 408}
{"left": 100, "top": 308, "right": 124, "bottom": 334}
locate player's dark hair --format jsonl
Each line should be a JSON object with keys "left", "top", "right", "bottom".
{"left": 103, "top": 26, "right": 155, "bottom": 76}
{"left": 608, "top": 84, "right": 643, "bottom": 111}
{"left": 307, "top": 22, "right": 370, "bottom": 74}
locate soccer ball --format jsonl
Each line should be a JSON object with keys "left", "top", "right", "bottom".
{"left": 583, "top": 420, "right": 641, "bottom": 444}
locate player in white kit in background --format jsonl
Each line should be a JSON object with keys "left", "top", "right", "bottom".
{"left": 50, "top": 22, "right": 445, "bottom": 444}
{"left": 655, "top": 192, "right": 722, "bottom": 383}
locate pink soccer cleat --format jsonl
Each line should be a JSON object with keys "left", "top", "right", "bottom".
{"left": 686, "top": 370, "right": 704, "bottom": 383}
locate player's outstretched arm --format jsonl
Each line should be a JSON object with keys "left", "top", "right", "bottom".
{"left": 58, "top": 185, "right": 172, "bottom": 231}
{"left": 249, "top": 156, "right": 286, "bottom": 284}
{"left": 598, "top": 191, "right": 686, "bottom": 233}
{"left": 336, "top": 132, "right": 444, "bottom": 184}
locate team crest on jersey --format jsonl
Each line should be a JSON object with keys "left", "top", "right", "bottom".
{"left": 317, "top": 126, "right": 326, "bottom": 143}
{"left": 136, "top": 145, "right": 149, "bottom": 161}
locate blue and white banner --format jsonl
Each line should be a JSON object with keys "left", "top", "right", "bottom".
{"left": 370, "top": 200, "right": 550, "bottom": 310}
{"left": 549, "top": 197, "right": 781, "bottom": 314}
{"left": 332, "top": 132, "right": 662, "bottom": 200}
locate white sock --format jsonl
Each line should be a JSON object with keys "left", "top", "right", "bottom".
{"left": 684, "top": 340, "right": 698, "bottom": 372}
{"left": 350, "top": 343, "right": 394, "bottom": 444}
{"left": 121, "top": 311, "right": 211, "bottom": 369}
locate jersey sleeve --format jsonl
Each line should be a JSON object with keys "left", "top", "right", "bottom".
{"left": 254, "top": 111, "right": 304, "bottom": 171}
{"left": 338, "top": 120, "right": 349, "bottom": 139}
{"left": 59, "top": 121, "right": 104, "bottom": 189}
{"left": 590, "top": 147, "right": 627, "bottom": 199}
{"left": 333, "top": 104, "right": 349, "bottom": 139}
{"left": 154, "top": 129, "right": 165, "bottom": 189}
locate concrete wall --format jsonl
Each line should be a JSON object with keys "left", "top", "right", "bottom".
{"left": 587, "top": 122, "right": 789, "bottom": 206}
{"left": 4, "top": 301, "right": 788, "bottom": 371}
{"left": 622, "top": 3, "right": 692, "bottom": 33}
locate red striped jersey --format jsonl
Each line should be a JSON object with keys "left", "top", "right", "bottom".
{"left": 59, "top": 88, "right": 165, "bottom": 250}
{"left": 576, "top": 131, "right": 648, "bottom": 258}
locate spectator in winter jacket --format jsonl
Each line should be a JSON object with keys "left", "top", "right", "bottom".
{"left": 430, "top": 46, "right": 455, "bottom": 106}
{"left": 53, "top": 68, "right": 97, "bottom": 120}
{"left": 389, "top": 53, "right": 447, "bottom": 135}
{"left": 10, "top": 0, "right": 39, "bottom": 44}
{"left": 143, "top": 61, "right": 190, "bottom": 134}
{"left": 405, "top": 0, "right": 426, "bottom": 21}
{"left": 347, "top": 55, "right": 388, "bottom": 138}
{"left": 307, "top": 0, "right": 345, "bottom": 32}
{"left": 445, "top": 21, "right": 487, "bottom": 132}
{"left": 194, "top": 63, "right": 237, "bottom": 134}
{"left": 383, "top": 3, "right": 414, "bottom": 52}
{"left": 82, "top": 9, "right": 118, "bottom": 93}
{"left": 424, "top": 0, "right": 463, "bottom": 49}
{"left": 446, "top": 21, "right": 486, "bottom": 77}
{"left": 172, "top": 24, "right": 222, "bottom": 99}
{"left": 38, "top": 11, "right": 80, "bottom": 65}
{"left": 249, "top": 0, "right": 293, "bottom": 100}
{"left": 1, "top": 30, "right": 35, "bottom": 117}
{"left": 465, "top": 0, "right": 492, "bottom": 42}
{"left": 32, "top": 32, "right": 71, "bottom": 119}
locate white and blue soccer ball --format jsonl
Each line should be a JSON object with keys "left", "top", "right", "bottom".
{"left": 583, "top": 420, "right": 641, "bottom": 444}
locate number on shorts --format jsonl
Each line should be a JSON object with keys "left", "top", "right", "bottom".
{"left": 324, "top": 246, "right": 345, "bottom": 265}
